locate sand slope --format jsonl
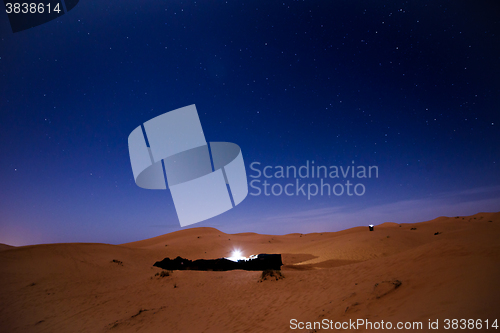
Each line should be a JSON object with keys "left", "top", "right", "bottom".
{"left": 0, "top": 244, "right": 14, "bottom": 251}
{"left": 1, "top": 212, "right": 499, "bottom": 332}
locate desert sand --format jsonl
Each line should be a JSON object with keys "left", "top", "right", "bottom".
{"left": 1, "top": 212, "right": 499, "bottom": 332}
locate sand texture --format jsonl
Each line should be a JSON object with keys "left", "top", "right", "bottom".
{"left": 1, "top": 212, "right": 499, "bottom": 332}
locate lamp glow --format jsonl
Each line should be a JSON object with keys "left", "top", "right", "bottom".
{"left": 226, "top": 249, "right": 248, "bottom": 262}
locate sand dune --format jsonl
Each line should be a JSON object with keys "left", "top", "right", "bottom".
{"left": 1, "top": 212, "right": 499, "bottom": 332}
{"left": 0, "top": 244, "right": 14, "bottom": 251}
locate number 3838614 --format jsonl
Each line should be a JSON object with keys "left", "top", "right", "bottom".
{"left": 5, "top": 3, "right": 62, "bottom": 14}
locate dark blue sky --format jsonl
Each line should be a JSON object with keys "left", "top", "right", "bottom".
{"left": 1, "top": 0, "right": 499, "bottom": 246}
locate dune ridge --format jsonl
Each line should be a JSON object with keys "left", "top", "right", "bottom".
{"left": 0, "top": 244, "right": 14, "bottom": 251}
{"left": 0, "top": 212, "right": 499, "bottom": 332}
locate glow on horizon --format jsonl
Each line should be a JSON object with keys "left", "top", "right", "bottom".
{"left": 226, "top": 249, "right": 248, "bottom": 262}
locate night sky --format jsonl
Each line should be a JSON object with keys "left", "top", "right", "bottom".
{"left": 1, "top": 0, "right": 499, "bottom": 246}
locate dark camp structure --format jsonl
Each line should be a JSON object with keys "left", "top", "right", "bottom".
{"left": 153, "top": 254, "right": 283, "bottom": 271}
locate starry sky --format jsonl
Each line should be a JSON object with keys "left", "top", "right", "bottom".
{"left": 1, "top": 0, "right": 499, "bottom": 246}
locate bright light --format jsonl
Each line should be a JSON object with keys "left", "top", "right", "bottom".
{"left": 226, "top": 249, "right": 247, "bottom": 262}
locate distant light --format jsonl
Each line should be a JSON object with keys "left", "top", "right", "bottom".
{"left": 225, "top": 250, "right": 259, "bottom": 262}
{"left": 369, "top": 224, "right": 374, "bottom": 231}
{"left": 226, "top": 249, "right": 246, "bottom": 262}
